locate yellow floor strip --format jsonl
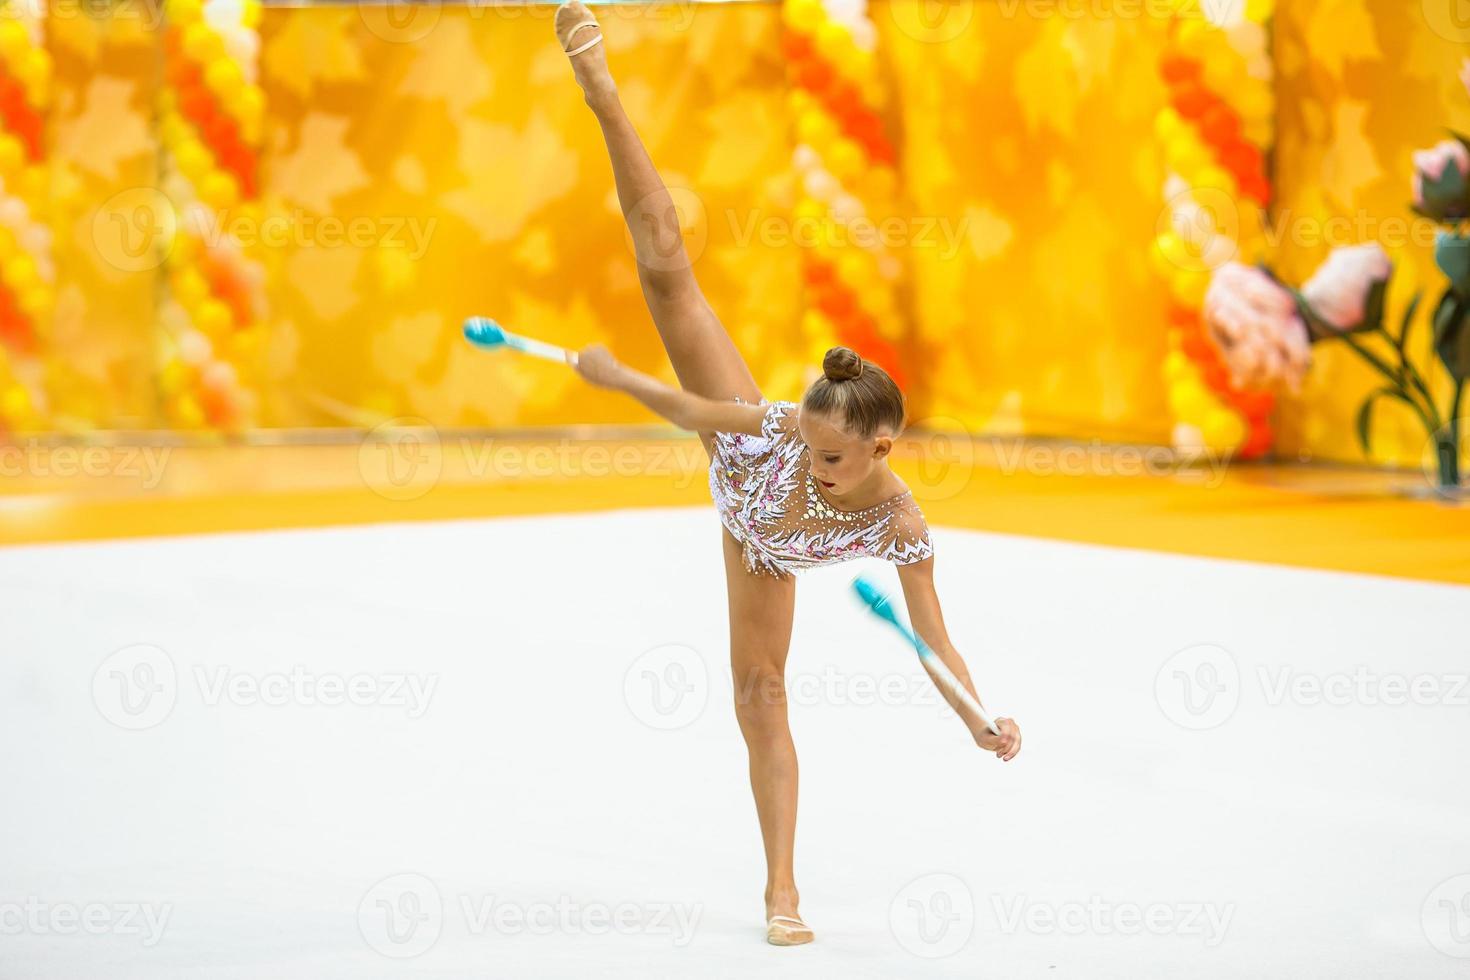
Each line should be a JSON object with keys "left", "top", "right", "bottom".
{"left": 0, "top": 436, "right": 1465, "bottom": 585}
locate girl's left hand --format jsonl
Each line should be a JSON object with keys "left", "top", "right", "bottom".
{"left": 570, "top": 343, "right": 624, "bottom": 389}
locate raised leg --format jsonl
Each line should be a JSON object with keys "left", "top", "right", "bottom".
{"left": 721, "top": 526, "right": 808, "bottom": 937}
{"left": 557, "top": 2, "right": 762, "bottom": 437}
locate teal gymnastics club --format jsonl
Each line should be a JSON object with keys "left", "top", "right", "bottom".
{"left": 463, "top": 317, "right": 578, "bottom": 366}
{"left": 851, "top": 574, "right": 1001, "bottom": 736}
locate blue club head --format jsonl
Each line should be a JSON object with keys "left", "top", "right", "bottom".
{"left": 851, "top": 574, "right": 900, "bottom": 627}
{"left": 463, "top": 317, "right": 509, "bottom": 350}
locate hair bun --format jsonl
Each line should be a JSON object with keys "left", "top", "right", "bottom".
{"left": 822, "top": 346, "right": 864, "bottom": 382}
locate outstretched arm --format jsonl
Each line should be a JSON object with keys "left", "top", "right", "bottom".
{"left": 569, "top": 343, "right": 766, "bottom": 436}
{"left": 896, "top": 555, "right": 1022, "bottom": 761}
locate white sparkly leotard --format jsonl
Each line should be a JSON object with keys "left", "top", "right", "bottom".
{"left": 708, "top": 397, "right": 935, "bottom": 578}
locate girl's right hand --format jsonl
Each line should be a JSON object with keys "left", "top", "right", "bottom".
{"left": 569, "top": 343, "right": 625, "bottom": 389}
{"left": 976, "top": 717, "right": 1022, "bottom": 761}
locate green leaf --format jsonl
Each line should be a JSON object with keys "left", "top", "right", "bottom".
{"left": 1437, "top": 233, "right": 1470, "bottom": 298}
{"left": 1356, "top": 387, "right": 1416, "bottom": 455}
{"left": 1290, "top": 288, "right": 1333, "bottom": 342}
{"left": 1398, "top": 291, "right": 1423, "bottom": 353}
{"left": 1359, "top": 276, "right": 1389, "bottom": 333}
{"left": 1421, "top": 157, "right": 1470, "bottom": 221}
{"left": 1434, "top": 290, "right": 1470, "bottom": 383}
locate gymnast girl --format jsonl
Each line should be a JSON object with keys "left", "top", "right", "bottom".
{"left": 552, "top": 1, "right": 1021, "bottom": 947}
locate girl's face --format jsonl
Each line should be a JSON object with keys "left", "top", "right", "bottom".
{"left": 797, "top": 410, "right": 893, "bottom": 497}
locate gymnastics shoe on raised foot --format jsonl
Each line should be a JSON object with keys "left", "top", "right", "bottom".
{"left": 554, "top": 1, "right": 614, "bottom": 103}
{"left": 766, "top": 914, "right": 814, "bottom": 946}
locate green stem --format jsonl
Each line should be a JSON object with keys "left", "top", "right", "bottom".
{"left": 1374, "top": 324, "right": 1444, "bottom": 433}
{"left": 1338, "top": 331, "right": 1440, "bottom": 435}
{"left": 1446, "top": 382, "right": 1465, "bottom": 489}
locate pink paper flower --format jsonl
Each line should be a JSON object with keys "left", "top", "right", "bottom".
{"left": 1203, "top": 262, "right": 1312, "bottom": 391}
{"left": 1300, "top": 243, "right": 1392, "bottom": 332}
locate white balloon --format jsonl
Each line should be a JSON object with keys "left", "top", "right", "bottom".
{"left": 201, "top": 360, "right": 239, "bottom": 393}
{"left": 0, "top": 198, "right": 27, "bottom": 229}
{"left": 831, "top": 193, "right": 864, "bottom": 224}
{"left": 803, "top": 169, "right": 838, "bottom": 202}
{"left": 180, "top": 330, "right": 213, "bottom": 367}
{"left": 22, "top": 225, "right": 50, "bottom": 254}
{"left": 793, "top": 144, "right": 820, "bottom": 174}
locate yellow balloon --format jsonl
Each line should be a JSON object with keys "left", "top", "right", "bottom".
{"left": 1173, "top": 270, "right": 1209, "bottom": 308}
{"left": 1195, "top": 165, "right": 1237, "bottom": 196}
{"left": 1155, "top": 231, "right": 1188, "bottom": 270}
{"left": 0, "top": 136, "right": 23, "bottom": 176}
{"left": 18, "top": 286, "right": 51, "bottom": 319}
{"left": 783, "top": 0, "right": 824, "bottom": 34}
{"left": 801, "top": 309, "right": 832, "bottom": 339}
{"left": 1170, "top": 380, "right": 1212, "bottom": 423}
{"left": 4, "top": 254, "right": 37, "bottom": 292}
{"left": 160, "top": 359, "right": 189, "bottom": 395}
{"left": 0, "top": 20, "right": 28, "bottom": 63}
{"left": 17, "top": 166, "right": 46, "bottom": 207}
{"left": 1163, "top": 350, "right": 1190, "bottom": 383}
{"left": 182, "top": 23, "right": 223, "bottom": 62}
{"left": 170, "top": 0, "right": 202, "bottom": 20}
{"left": 1, "top": 383, "right": 31, "bottom": 418}
{"left": 827, "top": 139, "right": 864, "bottom": 181}
{"left": 173, "top": 268, "right": 210, "bottom": 308}
{"left": 836, "top": 250, "right": 869, "bottom": 287}
{"left": 175, "top": 140, "right": 213, "bottom": 183}
{"left": 242, "top": 0, "right": 264, "bottom": 28}
{"left": 239, "top": 86, "right": 265, "bottom": 126}
{"left": 199, "top": 171, "right": 239, "bottom": 210}
{"left": 205, "top": 59, "right": 244, "bottom": 102}
{"left": 174, "top": 394, "right": 205, "bottom": 429}
{"left": 197, "top": 300, "right": 232, "bottom": 336}
{"left": 796, "top": 109, "right": 836, "bottom": 148}
{"left": 815, "top": 20, "right": 850, "bottom": 61}
{"left": 1153, "top": 108, "right": 1181, "bottom": 144}
{"left": 1201, "top": 409, "right": 1246, "bottom": 450}
{"left": 794, "top": 197, "right": 825, "bottom": 225}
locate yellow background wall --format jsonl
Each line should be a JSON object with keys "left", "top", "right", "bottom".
{"left": 1272, "top": 0, "right": 1470, "bottom": 469}
{"left": 34, "top": 0, "right": 1470, "bottom": 470}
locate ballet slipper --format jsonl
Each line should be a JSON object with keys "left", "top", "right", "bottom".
{"left": 555, "top": 1, "right": 603, "bottom": 58}
{"left": 766, "top": 914, "right": 814, "bottom": 946}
